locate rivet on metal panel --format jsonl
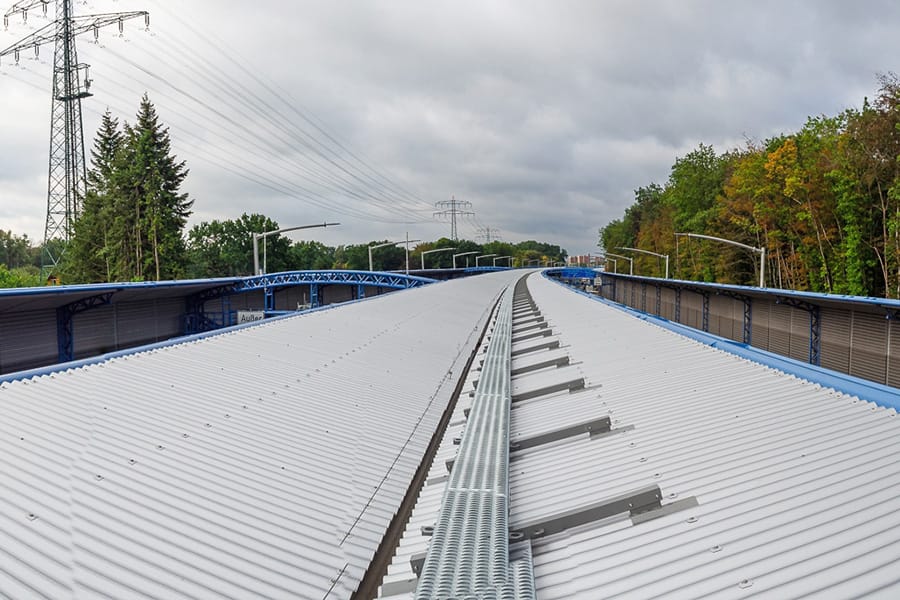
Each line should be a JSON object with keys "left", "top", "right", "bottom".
{"left": 710, "top": 545, "right": 722, "bottom": 553}
{"left": 156, "top": 444, "right": 165, "bottom": 450}
{"left": 94, "top": 474, "right": 103, "bottom": 481}
{"left": 27, "top": 513, "right": 37, "bottom": 521}
{"left": 653, "top": 473, "right": 661, "bottom": 479}
{"left": 668, "top": 492, "right": 678, "bottom": 499}
{"left": 128, "top": 459, "right": 137, "bottom": 465}
{"left": 738, "top": 579, "right": 753, "bottom": 589}
{"left": 686, "top": 516, "right": 698, "bottom": 523}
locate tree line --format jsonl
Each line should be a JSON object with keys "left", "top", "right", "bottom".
{"left": 1, "top": 94, "right": 567, "bottom": 286}
{"left": 600, "top": 74, "right": 900, "bottom": 298}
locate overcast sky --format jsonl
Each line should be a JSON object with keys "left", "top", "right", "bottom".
{"left": 1, "top": 0, "right": 898, "bottom": 257}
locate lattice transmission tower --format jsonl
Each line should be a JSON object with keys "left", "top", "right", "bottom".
{"left": 1, "top": 0, "right": 149, "bottom": 275}
{"left": 433, "top": 195, "right": 474, "bottom": 241}
{"left": 476, "top": 226, "right": 501, "bottom": 244}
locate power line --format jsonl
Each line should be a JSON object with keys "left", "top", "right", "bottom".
{"left": 1, "top": 0, "right": 148, "bottom": 274}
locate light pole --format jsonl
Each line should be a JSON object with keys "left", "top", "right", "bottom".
{"left": 675, "top": 232, "right": 765, "bottom": 287}
{"left": 616, "top": 246, "right": 670, "bottom": 279}
{"left": 605, "top": 257, "right": 617, "bottom": 273}
{"left": 493, "top": 255, "right": 512, "bottom": 267}
{"left": 605, "top": 252, "right": 633, "bottom": 275}
{"left": 368, "top": 241, "right": 399, "bottom": 272}
{"left": 476, "top": 253, "right": 497, "bottom": 266}
{"left": 252, "top": 222, "right": 340, "bottom": 275}
{"left": 453, "top": 251, "right": 479, "bottom": 269}
{"left": 421, "top": 247, "right": 457, "bottom": 270}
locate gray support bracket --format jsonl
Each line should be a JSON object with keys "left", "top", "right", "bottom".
{"left": 511, "top": 376, "right": 585, "bottom": 402}
{"left": 510, "top": 416, "right": 611, "bottom": 451}
{"left": 511, "top": 339, "right": 560, "bottom": 357}
{"left": 511, "top": 329, "right": 553, "bottom": 344}
{"left": 509, "top": 485, "right": 663, "bottom": 541}
{"left": 512, "top": 321, "right": 549, "bottom": 335}
{"left": 511, "top": 354, "right": 570, "bottom": 376}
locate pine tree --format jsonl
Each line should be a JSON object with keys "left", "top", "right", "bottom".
{"left": 64, "top": 96, "right": 193, "bottom": 282}
{"left": 117, "top": 94, "right": 193, "bottom": 281}
{"left": 63, "top": 110, "right": 122, "bottom": 282}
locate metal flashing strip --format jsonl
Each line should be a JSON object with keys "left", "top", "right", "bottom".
{"left": 415, "top": 277, "right": 536, "bottom": 599}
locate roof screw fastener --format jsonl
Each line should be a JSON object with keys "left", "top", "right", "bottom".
{"left": 94, "top": 474, "right": 103, "bottom": 481}
{"left": 738, "top": 579, "right": 753, "bottom": 589}
{"left": 509, "top": 531, "right": 524, "bottom": 541}
{"left": 27, "top": 513, "right": 37, "bottom": 521}
{"left": 639, "top": 457, "right": 648, "bottom": 463}
{"left": 128, "top": 459, "right": 136, "bottom": 465}
{"left": 686, "top": 516, "right": 698, "bottom": 523}
{"left": 710, "top": 545, "right": 722, "bottom": 553}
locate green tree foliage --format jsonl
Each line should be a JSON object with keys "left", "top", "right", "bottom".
{"left": 0, "top": 230, "right": 34, "bottom": 269}
{"left": 599, "top": 75, "right": 900, "bottom": 298}
{"left": 186, "top": 214, "right": 289, "bottom": 277}
{"left": 63, "top": 96, "right": 193, "bottom": 283}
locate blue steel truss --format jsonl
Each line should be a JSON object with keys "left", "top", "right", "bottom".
{"left": 184, "top": 270, "right": 439, "bottom": 334}
{"left": 235, "top": 270, "right": 437, "bottom": 292}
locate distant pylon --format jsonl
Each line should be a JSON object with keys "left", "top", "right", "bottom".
{"left": 433, "top": 195, "right": 474, "bottom": 241}
{"left": 477, "top": 226, "right": 501, "bottom": 244}
{"left": 1, "top": 0, "right": 149, "bottom": 275}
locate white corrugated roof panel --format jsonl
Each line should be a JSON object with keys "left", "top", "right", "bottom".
{"left": 0, "top": 271, "right": 520, "bottom": 599}
{"left": 520, "top": 273, "right": 900, "bottom": 599}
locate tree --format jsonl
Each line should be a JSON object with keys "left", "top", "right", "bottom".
{"left": 186, "top": 214, "right": 289, "bottom": 277}
{"left": 64, "top": 110, "right": 122, "bottom": 282}
{"left": 64, "top": 96, "right": 193, "bottom": 283}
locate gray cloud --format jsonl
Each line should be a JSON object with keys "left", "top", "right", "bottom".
{"left": 3, "top": 0, "right": 900, "bottom": 256}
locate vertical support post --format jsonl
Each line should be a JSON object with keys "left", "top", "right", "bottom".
{"left": 809, "top": 305, "right": 821, "bottom": 365}
{"left": 640, "top": 283, "right": 647, "bottom": 312}
{"left": 743, "top": 297, "right": 752, "bottom": 345}
{"left": 655, "top": 285, "right": 661, "bottom": 316}
{"left": 310, "top": 283, "right": 320, "bottom": 309}
{"left": 356, "top": 284, "right": 365, "bottom": 300}
{"left": 674, "top": 288, "right": 682, "bottom": 323}
{"left": 264, "top": 286, "right": 275, "bottom": 312}
{"left": 56, "top": 304, "right": 74, "bottom": 363}
{"left": 702, "top": 293, "right": 710, "bottom": 332}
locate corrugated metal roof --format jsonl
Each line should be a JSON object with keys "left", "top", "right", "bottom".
{"left": 0, "top": 271, "right": 521, "bottom": 599}
{"left": 520, "top": 272, "right": 900, "bottom": 599}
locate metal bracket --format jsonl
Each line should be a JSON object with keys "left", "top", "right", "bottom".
{"left": 57, "top": 292, "right": 115, "bottom": 363}
{"left": 776, "top": 296, "right": 821, "bottom": 365}
{"left": 716, "top": 291, "right": 753, "bottom": 345}
{"left": 511, "top": 339, "right": 560, "bottom": 357}
{"left": 510, "top": 416, "right": 611, "bottom": 451}
{"left": 509, "top": 485, "right": 663, "bottom": 541}
{"left": 511, "top": 354, "right": 570, "bottom": 376}
{"left": 511, "top": 329, "right": 553, "bottom": 344}
{"left": 511, "top": 376, "right": 585, "bottom": 402}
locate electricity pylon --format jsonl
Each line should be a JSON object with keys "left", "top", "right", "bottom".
{"left": 477, "top": 227, "right": 502, "bottom": 244}
{"left": 433, "top": 195, "right": 474, "bottom": 241}
{"left": 1, "top": 0, "right": 148, "bottom": 276}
